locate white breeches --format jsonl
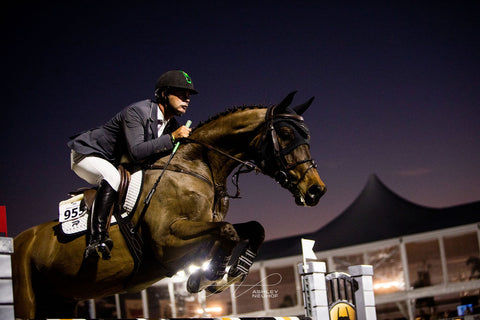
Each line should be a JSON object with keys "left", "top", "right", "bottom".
{"left": 70, "top": 151, "right": 121, "bottom": 191}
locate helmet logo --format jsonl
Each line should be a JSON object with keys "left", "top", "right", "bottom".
{"left": 181, "top": 71, "right": 192, "bottom": 84}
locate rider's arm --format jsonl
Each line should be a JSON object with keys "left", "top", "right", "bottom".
{"left": 122, "top": 106, "right": 176, "bottom": 162}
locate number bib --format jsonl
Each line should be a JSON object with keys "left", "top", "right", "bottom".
{"left": 59, "top": 199, "right": 85, "bottom": 222}
{"left": 58, "top": 194, "right": 89, "bottom": 234}
{"left": 57, "top": 192, "right": 124, "bottom": 235}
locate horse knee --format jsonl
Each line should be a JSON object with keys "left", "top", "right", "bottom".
{"left": 249, "top": 222, "right": 265, "bottom": 251}
{"left": 219, "top": 222, "right": 240, "bottom": 243}
{"left": 249, "top": 221, "right": 265, "bottom": 239}
{"left": 235, "top": 221, "right": 265, "bottom": 245}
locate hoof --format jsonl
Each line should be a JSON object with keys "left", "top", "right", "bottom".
{"left": 206, "top": 283, "right": 225, "bottom": 294}
{"left": 206, "top": 273, "right": 246, "bottom": 294}
{"left": 187, "top": 268, "right": 227, "bottom": 294}
{"left": 187, "top": 269, "right": 208, "bottom": 293}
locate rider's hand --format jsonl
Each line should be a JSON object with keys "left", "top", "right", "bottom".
{"left": 171, "top": 125, "right": 192, "bottom": 140}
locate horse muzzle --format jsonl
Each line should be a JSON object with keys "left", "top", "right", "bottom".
{"left": 306, "top": 184, "right": 326, "bottom": 206}
{"left": 294, "top": 183, "right": 326, "bottom": 207}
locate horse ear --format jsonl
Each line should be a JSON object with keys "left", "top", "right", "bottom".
{"left": 293, "top": 97, "right": 315, "bottom": 115}
{"left": 275, "top": 91, "right": 297, "bottom": 113}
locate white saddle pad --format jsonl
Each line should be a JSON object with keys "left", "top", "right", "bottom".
{"left": 59, "top": 171, "right": 143, "bottom": 235}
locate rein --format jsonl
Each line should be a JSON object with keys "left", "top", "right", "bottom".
{"left": 133, "top": 138, "right": 260, "bottom": 232}
{"left": 183, "top": 137, "right": 260, "bottom": 199}
{"left": 183, "top": 137, "right": 259, "bottom": 173}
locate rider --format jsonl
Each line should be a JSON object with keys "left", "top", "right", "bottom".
{"left": 68, "top": 70, "right": 197, "bottom": 260}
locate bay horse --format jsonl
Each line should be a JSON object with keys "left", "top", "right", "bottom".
{"left": 12, "top": 92, "right": 326, "bottom": 318}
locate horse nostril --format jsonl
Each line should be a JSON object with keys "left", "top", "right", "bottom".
{"left": 306, "top": 184, "right": 327, "bottom": 205}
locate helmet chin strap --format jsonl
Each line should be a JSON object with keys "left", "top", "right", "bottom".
{"left": 156, "top": 88, "right": 181, "bottom": 119}
{"left": 154, "top": 87, "right": 165, "bottom": 103}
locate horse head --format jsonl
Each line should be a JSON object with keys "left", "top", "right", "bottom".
{"left": 253, "top": 91, "right": 326, "bottom": 206}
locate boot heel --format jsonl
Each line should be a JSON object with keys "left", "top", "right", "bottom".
{"left": 84, "top": 244, "right": 99, "bottom": 259}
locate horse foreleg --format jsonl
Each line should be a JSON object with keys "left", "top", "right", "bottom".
{"left": 169, "top": 219, "right": 240, "bottom": 293}
{"left": 186, "top": 239, "right": 236, "bottom": 293}
{"left": 169, "top": 219, "right": 240, "bottom": 242}
{"left": 206, "top": 221, "right": 265, "bottom": 294}
{"left": 228, "top": 221, "right": 265, "bottom": 279}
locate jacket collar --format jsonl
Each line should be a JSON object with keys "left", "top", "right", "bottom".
{"left": 149, "top": 101, "right": 159, "bottom": 138}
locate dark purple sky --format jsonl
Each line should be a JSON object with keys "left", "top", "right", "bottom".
{"left": 1, "top": 1, "right": 479, "bottom": 240}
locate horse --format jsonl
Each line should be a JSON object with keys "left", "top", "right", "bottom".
{"left": 12, "top": 91, "right": 326, "bottom": 318}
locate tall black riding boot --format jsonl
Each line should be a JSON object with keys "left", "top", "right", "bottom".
{"left": 85, "top": 179, "right": 117, "bottom": 260}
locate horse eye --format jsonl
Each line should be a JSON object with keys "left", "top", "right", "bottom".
{"left": 278, "top": 127, "right": 294, "bottom": 141}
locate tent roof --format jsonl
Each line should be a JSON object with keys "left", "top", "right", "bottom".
{"left": 257, "top": 174, "right": 480, "bottom": 261}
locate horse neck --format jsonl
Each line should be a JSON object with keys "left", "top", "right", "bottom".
{"left": 179, "top": 107, "right": 267, "bottom": 182}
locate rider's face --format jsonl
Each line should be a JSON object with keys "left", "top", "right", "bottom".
{"left": 167, "top": 89, "right": 191, "bottom": 116}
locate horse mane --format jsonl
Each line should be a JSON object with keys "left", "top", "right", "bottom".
{"left": 192, "top": 104, "right": 271, "bottom": 132}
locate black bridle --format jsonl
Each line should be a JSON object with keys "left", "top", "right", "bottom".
{"left": 255, "top": 104, "right": 317, "bottom": 193}
{"left": 155, "top": 105, "right": 317, "bottom": 199}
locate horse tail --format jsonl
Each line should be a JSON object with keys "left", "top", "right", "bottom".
{"left": 12, "top": 228, "right": 38, "bottom": 318}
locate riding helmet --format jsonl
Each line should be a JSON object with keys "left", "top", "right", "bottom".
{"left": 155, "top": 70, "right": 198, "bottom": 95}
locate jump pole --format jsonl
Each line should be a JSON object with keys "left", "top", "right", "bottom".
{"left": 298, "top": 238, "right": 329, "bottom": 320}
{"left": 298, "top": 239, "right": 377, "bottom": 320}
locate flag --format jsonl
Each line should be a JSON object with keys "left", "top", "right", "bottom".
{"left": 0, "top": 206, "right": 7, "bottom": 237}
{"left": 301, "top": 238, "right": 317, "bottom": 261}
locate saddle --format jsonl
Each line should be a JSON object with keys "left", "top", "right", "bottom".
{"left": 67, "top": 165, "right": 131, "bottom": 216}
{"left": 58, "top": 165, "right": 144, "bottom": 271}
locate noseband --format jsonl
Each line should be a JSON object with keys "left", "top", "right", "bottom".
{"left": 258, "top": 105, "right": 317, "bottom": 192}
